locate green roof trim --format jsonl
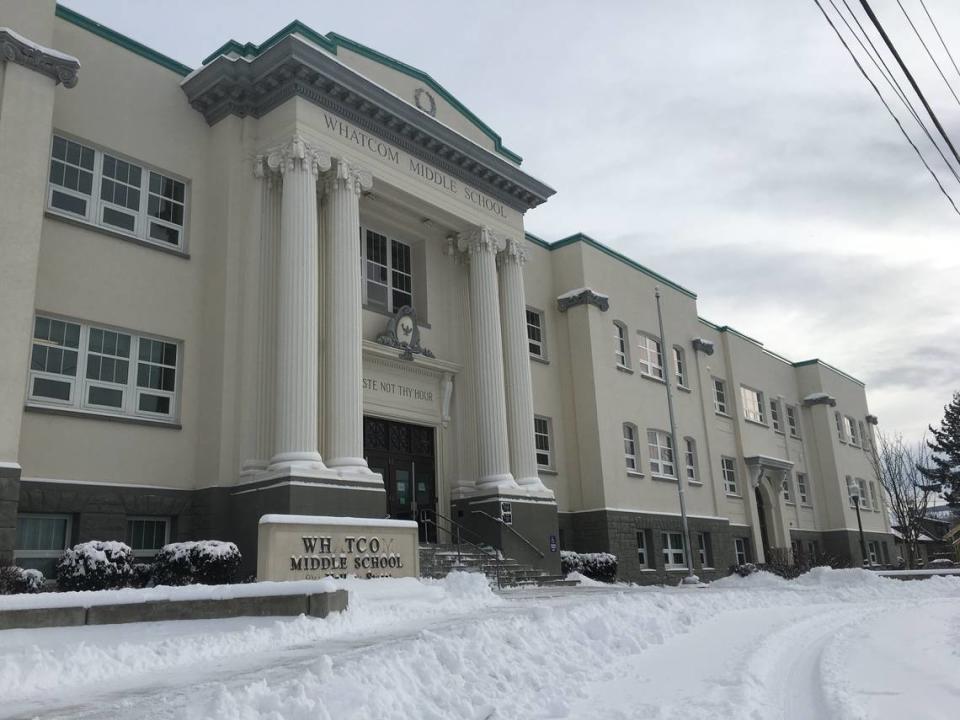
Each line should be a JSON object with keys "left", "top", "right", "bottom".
{"left": 793, "top": 359, "right": 865, "bottom": 387}
{"left": 523, "top": 232, "right": 552, "bottom": 250}
{"left": 201, "top": 25, "right": 523, "bottom": 165}
{"left": 55, "top": 4, "right": 192, "bottom": 76}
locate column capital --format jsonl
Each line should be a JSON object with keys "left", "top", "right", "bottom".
{"left": 496, "top": 237, "right": 526, "bottom": 267}
{"left": 265, "top": 133, "right": 332, "bottom": 177}
{"left": 323, "top": 158, "right": 373, "bottom": 196}
{"left": 456, "top": 226, "right": 505, "bottom": 256}
{"left": 0, "top": 29, "right": 80, "bottom": 88}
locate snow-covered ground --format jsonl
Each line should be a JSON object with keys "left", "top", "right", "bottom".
{"left": 1, "top": 569, "right": 958, "bottom": 719}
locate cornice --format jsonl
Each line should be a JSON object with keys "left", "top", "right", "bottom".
{"left": 557, "top": 288, "right": 610, "bottom": 313}
{"left": 0, "top": 27, "right": 80, "bottom": 87}
{"left": 181, "top": 35, "right": 553, "bottom": 212}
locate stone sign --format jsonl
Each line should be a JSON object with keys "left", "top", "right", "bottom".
{"left": 257, "top": 514, "right": 420, "bottom": 581}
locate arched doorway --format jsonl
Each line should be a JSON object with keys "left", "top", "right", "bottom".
{"left": 755, "top": 486, "right": 771, "bottom": 560}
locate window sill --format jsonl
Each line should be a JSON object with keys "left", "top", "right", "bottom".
{"left": 538, "top": 468, "right": 558, "bottom": 476}
{"left": 789, "top": 434, "right": 802, "bottom": 441}
{"left": 688, "top": 480, "right": 703, "bottom": 486}
{"left": 530, "top": 355, "right": 550, "bottom": 365}
{"left": 666, "top": 567, "right": 689, "bottom": 572}
{"left": 25, "top": 403, "right": 182, "bottom": 429}
{"left": 640, "top": 373, "right": 666, "bottom": 384}
{"left": 616, "top": 364, "right": 634, "bottom": 374}
{"left": 774, "top": 430, "right": 785, "bottom": 436}
{"left": 744, "top": 418, "right": 768, "bottom": 428}
{"left": 715, "top": 411, "right": 731, "bottom": 419}
{"left": 639, "top": 568, "right": 657, "bottom": 572}
{"left": 45, "top": 210, "right": 190, "bottom": 259}
{"left": 801, "top": 503, "right": 813, "bottom": 508}
{"left": 726, "top": 493, "right": 742, "bottom": 499}
{"left": 651, "top": 474, "right": 678, "bottom": 483}
{"left": 626, "top": 470, "right": 645, "bottom": 478}
{"left": 676, "top": 385, "right": 691, "bottom": 393}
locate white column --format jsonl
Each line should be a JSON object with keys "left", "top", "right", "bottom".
{"left": 322, "top": 159, "right": 374, "bottom": 474}
{"left": 498, "top": 238, "right": 550, "bottom": 494}
{"left": 268, "top": 135, "right": 331, "bottom": 473}
{"left": 459, "top": 229, "right": 518, "bottom": 491}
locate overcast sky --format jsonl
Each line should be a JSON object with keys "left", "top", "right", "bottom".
{"left": 63, "top": 0, "right": 960, "bottom": 441}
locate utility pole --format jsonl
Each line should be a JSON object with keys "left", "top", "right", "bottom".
{"left": 655, "top": 287, "right": 698, "bottom": 585}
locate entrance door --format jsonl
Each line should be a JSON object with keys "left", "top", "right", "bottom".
{"left": 755, "top": 486, "right": 771, "bottom": 559}
{"left": 363, "top": 416, "right": 437, "bottom": 542}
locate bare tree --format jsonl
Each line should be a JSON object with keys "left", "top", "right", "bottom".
{"left": 871, "top": 433, "right": 936, "bottom": 568}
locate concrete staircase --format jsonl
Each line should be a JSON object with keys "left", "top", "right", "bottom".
{"left": 419, "top": 543, "right": 576, "bottom": 587}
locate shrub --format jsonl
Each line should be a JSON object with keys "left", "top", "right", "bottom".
{"left": 152, "top": 541, "right": 241, "bottom": 586}
{"left": 928, "top": 558, "right": 956, "bottom": 568}
{"left": 561, "top": 551, "right": 618, "bottom": 582}
{"left": 56, "top": 541, "right": 134, "bottom": 591}
{"left": 731, "top": 562, "right": 757, "bottom": 577}
{"left": 130, "top": 562, "right": 154, "bottom": 588}
{"left": 0, "top": 566, "right": 45, "bottom": 594}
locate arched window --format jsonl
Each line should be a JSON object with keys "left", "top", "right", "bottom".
{"left": 613, "top": 321, "right": 630, "bottom": 368}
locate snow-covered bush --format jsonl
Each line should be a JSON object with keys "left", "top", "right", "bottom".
{"left": 731, "top": 562, "right": 758, "bottom": 577}
{"left": 56, "top": 541, "right": 134, "bottom": 591}
{"left": 152, "top": 541, "right": 241, "bottom": 586}
{"left": 130, "top": 562, "right": 154, "bottom": 588}
{"left": 928, "top": 558, "right": 956, "bottom": 568}
{"left": 561, "top": 551, "right": 618, "bottom": 582}
{"left": 0, "top": 565, "right": 45, "bottom": 594}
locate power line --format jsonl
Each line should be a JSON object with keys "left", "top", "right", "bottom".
{"left": 894, "top": 0, "right": 960, "bottom": 108}
{"left": 833, "top": 0, "right": 960, "bottom": 183}
{"left": 918, "top": 0, "right": 960, "bottom": 85}
{"left": 812, "top": 0, "right": 960, "bottom": 216}
{"left": 858, "top": 0, "right": 960, "bottom": 169}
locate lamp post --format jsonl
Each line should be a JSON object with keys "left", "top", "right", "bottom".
{"left": 655, "top": 287, "right": 698, "bottom": 585}
{"left": 851, "top": 492, "right": 868, "bottom": 566}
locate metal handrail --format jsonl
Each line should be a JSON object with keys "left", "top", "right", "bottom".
{"left": 471, "top": 510, "right": 545, "bottom": 558}
{"left": 419, "top": 512, "right": 503, "bottom": 588}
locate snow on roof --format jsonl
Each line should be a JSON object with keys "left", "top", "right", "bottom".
{"left": 556, "top": 287, "right": 609, "bottom": 301}
{"left": 0, "top": 26, "right": 80, "bottom": 64}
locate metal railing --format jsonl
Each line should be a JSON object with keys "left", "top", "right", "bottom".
{"left": 419, "top": 510, "right": 505, "bottom": 588}
{"left": 471, "top": 510, "right": 545, "bottom": 559}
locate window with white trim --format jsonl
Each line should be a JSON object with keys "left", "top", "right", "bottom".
{"left": 845, "top": 416, "right": 859, "bottom": 446}
{"left": 14, "top": 514, "right": 71, "bottom": 577}
{"left": 613, "top": 321, "right": 630, "bottom": 368}
{"left": 28, "top": 315, "right": 181, "bottom": 422}
{"left": 47, "top": 135, "right": 188, "bottom": 250}
{"left": 797, "top": 472, "right": 809, "bottom": 505}
{"left": 734, "top": 537, "right": 748, "bottom": 565}
{"left": 637, "top": 334, "right": 664, "bottom": 379}
{"left": 869, "top": 479, "right": 880, "bottom": 511}
{"left": 697, "top": 532, "right": 713, "bottom": 568}
{"left": 533, "top": 416, "right": 552, "bottom": 469}
{"left": 637, "top": 530, "right": 652, "bottom": 568}
{"left": 623, "top": 423, "right": 639, "bottom": 472}
{"left": 836, "top": 411, "right": 846, "bottom": 442}
{"left": 684, "top": 437, "right": 698, "bottom": 482}
{"left": 714, "top": 378, "right": 728, "bottom": 414}
{"left": 126, "top": 517, "right": 170, "bottom": 558}
{"left": 741, "top": 386, "right": 765, "bottom": 424}
{"left": 647, "top": 429, "right": 675, "bottom": 477}
{"left": 859, "top": 420, "right": 869, "bottom": 451}
{"left": 722, "top": 457, "right": 739, "bottom": 495}
{"left": 527, "top": 308, "right": 545, "bottom": 359}
{"left": 782, "top": 476, "right": 793, "bottom": 504}
{"left": 867, "top": 540, "right": 880, "bottom": 565}
{"left": 786, "top": 404, "right": 800, "bottom": 438}
{"left": 846, "top": 475, "right": 857, "bottom": 507}
{"left": 856, "top": 478, "right": 869, "bottom": 509}
{"left": 661, "top": 531, "right": 687, "bottom": 569}
{"left": 770, "top": 398, "right": 782, "bottom": 432}
{"left": 361, "top": 228, "right": 413, "bottom": 313}
{"left": 673, "top": 346, "right": 687, "bottom": 387}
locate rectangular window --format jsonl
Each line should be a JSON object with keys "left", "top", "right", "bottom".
{"left": 734, "top": 537, "right": 748, "bottom": 565}
{"left": 624, "top": 423, "right": 638, "bottom": 472}
{"left": 869, "top": 480, "right": 880, "bottom": 511}
{"left": 714, "top": 378, "right": 728, "bottom": 414}
{"left": 880, "top": 542, "right": 890, "bottom": 565}
{"left": 47, "top": 134, "right": 188, "bottom": 250}
{"left": 614, "top": 322, "right": 629, "bottom": 368}
{"left": 126, "top": 517, "right": 170, "bottom": 558}
{"left": 647, "top": 429, "right": 675, "bottom": 477}
{"left": 856, "top": 478, "right": 869, "bottom": 509}
{"left": 500, "top": 501, "right": 513, "bottom": 526}
{"left": 362, "top": 228, "right": 413, "bottom": 313}
{"left": 741, "top": 386, "right": 765, "bottom": 424}
{"left": 836, "top": 411, "right": 846, "bottom": 442}
{"left": 14, "top": 514, "right": 71, "bottom": 577}
{"left": 637, "top": 530, "right": 651, "bottom": 568}
{"left": 684, "top": 437, "right": 698, "bottom": 482}
{"left": 797, "top": 472, "right": 809, "bottom": 505}
{"left": 859, "top": 420, "right": 869, "bottom": 451}
{"left": 28, "top": 314, "right": 181, "bottom": 422}
{"left": 697, "top": 532, "right": 713, "bottom": 568}
{"left": 533, "top": 416, "right": 552, "bottom": 469}
{"left": 673, "top": 347, "right": 687, "bottom": 387}
{"left": 661, "top": 531, "right": 687, "bottom": 569}
{"left": 845, "top": 416, "right": 859, "bottom": 447}
{"left": 786, "top": 404, "right": 800, "bottom": 438}
{"left": 867, "top": 540, "right": 879, "bottom": 565}
{"left": 527, "top": 309, "right": 545, "bottom": 359}
{"left": 783, "top": 476, "right": 793, "bottom": 504}
{"left": 637, "top": 334, "right": 664, "bottom": 379}
{"left": 722, "top": 457, "right": 739, "bottom": 495}
{"left": 847, "top": 476, "right": 857, "bottom": 508}
{"left": 770, "top": 399, "right": 782, "bottom": 432}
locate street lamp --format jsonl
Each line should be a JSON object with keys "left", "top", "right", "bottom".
{"left": 851, "top": 491, "right": 868, "bottom": 566}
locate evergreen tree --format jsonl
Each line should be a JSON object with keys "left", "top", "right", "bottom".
{"left": 919, "top": 391, "right": 960, "bottom": 506}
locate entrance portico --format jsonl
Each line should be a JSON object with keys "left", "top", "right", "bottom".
{"left": 744, "top": 455, "right": 794, "bottom": 562}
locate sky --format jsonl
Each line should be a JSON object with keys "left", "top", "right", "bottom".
{"left": 61, "top": 0, "right": 960, "bottom": 442}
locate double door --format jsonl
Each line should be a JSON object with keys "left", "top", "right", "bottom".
{"left": 363, "top": 417, "right": 437, "bottom": 542}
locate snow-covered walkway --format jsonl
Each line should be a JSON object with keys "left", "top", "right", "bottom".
{"left": 0, "top": 569, "right": 957, "bottom": 719}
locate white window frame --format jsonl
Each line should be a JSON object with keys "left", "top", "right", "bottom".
{"left": 27, "top": 314, "right": 182, "bottom": 423}
{"left": 647, "top": 429, "right": 675, "bottom": 478}
{"left": 623, "top": 422, "right": 639, "bottom": 473}
{"left": 797, "top": 472, "right": 810, "bottom": 505}
{"left": 783, "top": 476, "right": 793, "bottom": 504}
{"left": 673, "top": 346, "right": 687, "bottom": 388}
{"left": 856, "top": 478, "right": 869, "bottom": 509}
{"left": 867, "top": 540, "right": 879, "bottom": 565}
{"left": 526, "top": 307, "right": 546, "bottom": 360}
{"left": 836, "top": 411, "right": 847, "bottom": 443}
{"left": 533, "top": 415, "right": 552, "bottom": 470}
{"left": 46, "top": 133, "right": 189, "bottom": 252}
{"left": 360, "top": 226, "right": 414, "bottom": 314}
{"left": 869, "top": 479, "right": 880, "bottom": 511}
{"left": 637, "top": 530, "right": 651, "bottom": 568}
{"left": 786, "top": 404, "right": 801, "bottom": 438}
{"left": 613, "top": 321, "right": 630, "bottom": 369}
{"left": 740, "top": 385, "right": 766, "bottom": 424}
{"left": 713, "top": 378, "right": 728, "bottom": 415}
{"left": 845, "top": 416, "right": 859, "bottom": 447}
{"left": 126, "top": 516, "right": 171, "bottom": 558}
{"left": 859, "top": 420, "right": 869, "bottom": 452}
{"left": 661, "top": 531, "right": 687, "bottom": 570}
{"left": 697, "top": 532, "right": 712, "bottom": 568}
{"left": 684, "top": 436, "right": 698, "bottom": 483}
{"left": 27, "top": 316, "right": 82, "bottom": 407}
{"left": 636, "top": 333, "right": 664, "bottom": 380}
{"left": 770, "top": 398, "right": 782, "bottom": 433}
{"left": 722, "top": 456, "right": 739, "bottom": 495}
{"left": 846, "top": 475, "right": 857, "bottom": 508}
{"left": 13, "top": 513, "right": 72, "bottom": 573}
{"left": 734, "top": 537, "right": 747, "bottom": 565}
